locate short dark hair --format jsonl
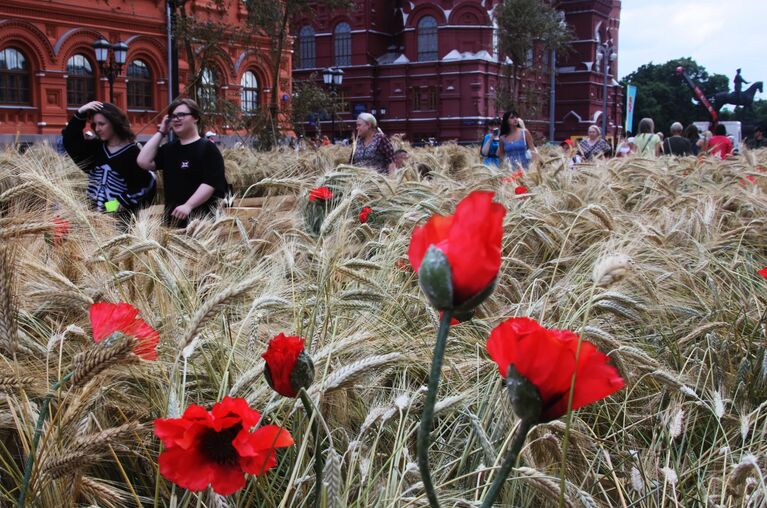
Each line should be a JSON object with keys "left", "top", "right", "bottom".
{"left": 168, "top": 98, "right": 203, "bottom": 131}
{"left": 89, "top": 103, "right": 135, "bottom": 142}
{"left": 755, "top": 125, "right": 764, "bottom": 134}
{"left": 715, "top": 124, "right": 727, "bottom": 136}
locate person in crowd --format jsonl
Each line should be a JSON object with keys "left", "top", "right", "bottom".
{"left": 615, "top": 136, "right": 632, "bottom": 157}
{"left": 561, "top": 138, "right": 582, "bottom": 168}
{"left": 480, "top": 118, "right": 501, "bottom": 167}
{"left": 351, "top": 113, "right": 396, "bottom": 175}
{"left": 698, "top": 130, "right": 712, "bottom": 154}
{"left": 578, "top": 125, "right": 612, "bottom": 160}
{"left": 137, "top": 98, "right": 228, "bottom": 227}
{"left": 708, "top": 124, "right": 734, "bottom": 159}
{"left": 393, "top": 149, "right": 409, "bottom": 169}
{"left": 663, "top": 122, "right": 693, "bottom": 156}
{"left": 684, "top": 124, "right": 701, "bottom": 155}
{"left": 634, "top": 118, "right": 662, "bottom": 158}
{"left": 746, "top": 126, "right": 767, "bottom": 150}
{"left": 497, "top": 110, "right": 536, "bottom": 170}
{"left": 321, "top": 135, "right": 331, "bottom": 146}
{"left": 62, "top": 101, "right": 156, "bottom": 217}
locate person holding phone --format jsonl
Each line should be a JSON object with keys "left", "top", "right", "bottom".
{"left": 62, "top": 101, "right": 156, "bottom": 216}
{"left": 137, "top": 98, "right": 228, "bottom": 227}
{"left": 480, "top": 118, "right": 501, "bottom": 167}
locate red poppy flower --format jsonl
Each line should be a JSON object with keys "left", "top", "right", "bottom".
{"left": 359, "top": 206, "right": 372, "bottom": 223}
{"left": 486, "top": 317, "right": 624, "bottom": 422}
{"left": 90, "top": 302, "right": 159, "bottom": 361}
{"left": 262, "top": 333, "right": 315, "bottom": 398}
{"left": 515, "top": 186, "right": 528, "bottom": 195}
{"left": 758, "top": 267, "right": 767, "bottom": 279}
{"left": 408, "top": 191, "right": 506, "bottom": 304}
{"left": 154, "top": 397, "right": 294, "bottom": 496}
{"left": 52, "top": 216, "right": 70, "bottom": 246}
{"left": 309, "top": 187, "right": 333, "bottom": 202}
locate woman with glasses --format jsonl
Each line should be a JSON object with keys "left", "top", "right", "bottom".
{"left": 137, "top": 98, "right": 228, "bottom": 227}
{"left": 62, "top": 101, "right": 156, "bottom": 217}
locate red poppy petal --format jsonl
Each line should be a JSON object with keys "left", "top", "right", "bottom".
{"left": 234, "top": 425, "right": 294, "bottom": 457}
{"left": 208, "top": 462, "right": 247, "bottom": 496}
{"left": 408, "top": 214, "right": 454, "bottom": 273}
{"left": 446, "top": 192, "right": 505, "bottom": 302}
{"left": 758, "top": 267, "right": 767, "bottom": 279}
{"left": 158, "top": 445, "right": 216, "bottom": 492}
{"left": 210, "top": 397, "right": 261, "bottom": 431}
{"left": 262, "top": 334, "right": 305, "bottom": 398}
{"left": 90, "top": 302, "right": 139, "bottom": 342}
{"left": 123, "top": 320, "right": 160, "bottom": 361}
{"left": 240, "top": 451, "right": 278, "bottom": 476}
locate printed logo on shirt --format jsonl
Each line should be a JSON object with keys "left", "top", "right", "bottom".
{"left": 181, "top": 161, "right": 190, "bottom": 169}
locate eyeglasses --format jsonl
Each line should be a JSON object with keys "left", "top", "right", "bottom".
{"left": 169, "top": 112, "right": 193, "bottom": 120}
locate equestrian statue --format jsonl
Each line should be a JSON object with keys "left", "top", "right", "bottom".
{"left": 708, "top": 69, "right": 763, "bottom": 113}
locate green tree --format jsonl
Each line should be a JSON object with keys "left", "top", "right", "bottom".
{"left": 290, "top": 74, "right": 344, "bottom": 138}
{"left": 621, "top": 57, "right": 729, "bottom": 134}
{"left": 494, "top": 0, "right": 571, "bottom": 113}
{"left": 243, "top": 0, "right": 352, "bottom": 144}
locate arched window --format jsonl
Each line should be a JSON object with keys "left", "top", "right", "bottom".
{"left": 417, "top": 16, "right": 438, "bottom": 62}
{"left": 241, "top": 71, "right": 258, "bottom": 113}
{"left": 197, "top": 67, "right": 216, "bottom": 111}
{"left": 334, "top": 22, "right": 351, "bottom": 67}
{"left": 66, "top": 54, "right": 95, "bottom": 107}
{"left": 0, "top": 48, "right": 30, "bottom": 105}
{"left": 298, "top": 26, "right": 315, "bottom": 69}
{"left": 127, "top": 59, "right": 153, "bottom": 110}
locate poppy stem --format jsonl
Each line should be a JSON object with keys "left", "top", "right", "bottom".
{"left": 300, "top": 390, "right": 324, "bottom": 508}
{"left": 479, "top": 418, "right": 534, "bottom": 508}
{"left": 417, "top": 310, "right": 453, "bottom": 508}
{"left": 17, "top": 371, "right": 74, "bottom": 508}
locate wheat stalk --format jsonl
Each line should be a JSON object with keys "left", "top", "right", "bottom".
{"left": 71, "top": 336, "right": 137, "bottom": 386}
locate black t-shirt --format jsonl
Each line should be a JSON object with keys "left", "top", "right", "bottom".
{"left": 663, "top": 136, "right": 693, "bottom": 156}
{"left": 154, "top": 138, "right": 228, "bottom": 216}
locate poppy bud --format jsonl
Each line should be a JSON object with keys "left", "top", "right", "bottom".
{"left": 263, "top": 334, "right": 315, "bottom": 398}
{"left": 505, "top": 364, "right": 542, "bottom": 423}
{"left": 417, "top": 246, "right": 454, "bottom": 311}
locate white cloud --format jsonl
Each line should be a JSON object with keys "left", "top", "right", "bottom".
{"left": 619, "top": 0, "right": 766, "bottom": 97}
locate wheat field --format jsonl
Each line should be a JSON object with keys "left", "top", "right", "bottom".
{"left": 1, "top": 141, "right": 767, "bottom": 507}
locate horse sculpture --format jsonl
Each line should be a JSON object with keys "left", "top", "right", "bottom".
{"left": 708, "top": 82, "right": 763, "bottom": 112}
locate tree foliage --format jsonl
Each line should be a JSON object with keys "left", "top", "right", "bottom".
{"left": 290, "top": 74, "right": 344, "bottom": 138}
{"left": 494, "top": 0, "right": 571, "bottom": 111}
{"left": 621, "top": 57, "right": 729, "bottom": 134}
{"left": 243, "top": 0, "right": 352, "bottom": 144}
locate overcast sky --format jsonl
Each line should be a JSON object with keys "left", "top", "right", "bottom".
{"left": 619, "top": 0, "right": 765, "bottom": 93}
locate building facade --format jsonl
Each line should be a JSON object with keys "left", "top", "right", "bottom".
{"left": 292, "top": 0, "right": 623, "bottom": 143}
{"left": 0, "top": 0, "right": 287, "bottom": 143}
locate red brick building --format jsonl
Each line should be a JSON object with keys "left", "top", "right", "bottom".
{"left": 292, "top": 0, "right": 624, "bottom": 143}
{"left": 0, "top": 0, "right": 286, "bottom": 144}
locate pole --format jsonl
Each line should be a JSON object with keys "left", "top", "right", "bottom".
{"left": 549, "top": 47, "right": 556, "bottom": 142}
{"left": 331, "top": 88, "right": 336, "bottom": 143}
{"left": 108, "top": 74, "right": 114, "bottom": 104}
{"left": 166, "top": 0, "right": 174, "bottom": 106}
{"left": 601, "top": 44, "right": 609, "bottom": 138}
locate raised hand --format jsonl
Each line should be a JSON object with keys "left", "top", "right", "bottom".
{"left": 157, "top": 115, "right": 170, "bottom": 135}
{"left": 77, "top": 101, "right": 103, "bottom": 115}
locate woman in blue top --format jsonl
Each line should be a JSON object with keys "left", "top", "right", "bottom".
{"left": 497, "top": 110, "right": 536, "bottom": 170}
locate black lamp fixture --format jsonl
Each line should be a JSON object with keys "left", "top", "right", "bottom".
{"left": 322, "top": 67, "right": 344, "bottom": 141}
{"left": 93, "top": 38, "right": 129, "bottom": 103}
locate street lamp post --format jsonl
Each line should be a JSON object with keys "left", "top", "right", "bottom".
{"left": 549, "top": 11, "right": 566, "bottom": 143}
{"left": 597, "top": 40, "right": 617, "bottom": 139}
{"left": 322, "top": 67, "right": 344, "bottom": 142}
{"left": 93, "top": 38, "right": 128, "bottom": 104}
